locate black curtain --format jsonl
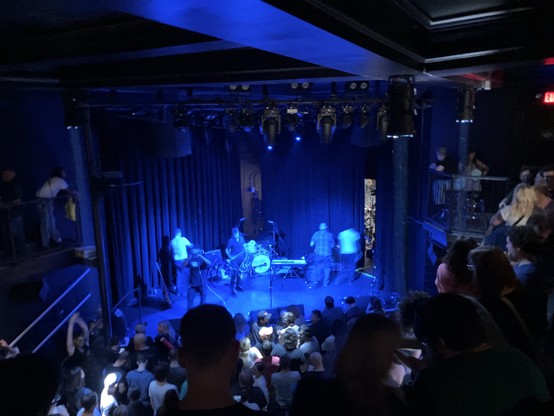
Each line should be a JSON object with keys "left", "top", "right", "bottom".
{"left": 260, "top": 127, "right": 365, "bottom": 259}
{"left": 95, "top": 114, "right": 242, "bottom": 301}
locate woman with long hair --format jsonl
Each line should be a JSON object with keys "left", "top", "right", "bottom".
{"left": 490, "top": 183, "right": 537, "bottom": 227}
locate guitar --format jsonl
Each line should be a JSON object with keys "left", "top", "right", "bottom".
{"left": 156, "top": 262, "right": 174, "bottom": 308}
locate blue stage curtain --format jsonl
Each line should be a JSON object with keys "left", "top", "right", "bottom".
{"left": 260, "top": 128, "right": 365, "bottom": 259}
{"left": 96, "top": 116, "right": 242, "bottom": 301}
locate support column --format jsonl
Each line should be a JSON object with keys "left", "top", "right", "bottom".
{"left": 392, "top": 137, "right": 409, "bottom": 294}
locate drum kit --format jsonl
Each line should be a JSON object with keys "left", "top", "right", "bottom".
{"left": 239, "top": 240, "right": 271, "bottom": 276}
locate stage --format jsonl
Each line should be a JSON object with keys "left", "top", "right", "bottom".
{"left": 122, "top": 265, "right": 385, "bottom": 338}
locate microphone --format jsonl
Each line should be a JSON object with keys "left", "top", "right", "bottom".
{"left": 267, "top": 220, "right": 274, "bottom": 224}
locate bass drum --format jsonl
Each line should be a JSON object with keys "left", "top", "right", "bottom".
{"left": 251, "top": 254, "right": 271, "bottom": 274}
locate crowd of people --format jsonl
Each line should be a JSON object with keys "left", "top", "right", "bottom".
{"left": 3, "top": 276, "right": 554, "bottom": 416}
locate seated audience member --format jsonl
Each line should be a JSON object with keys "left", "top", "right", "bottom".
{"left": 541, "top": 165, "right": 554, "bottom": 197}
{"left": 486, "top": 183, "right": 537, "bottom": 249}
{"left": 344, "top": 296, "right": 363, "bottom": 324}
{"left": 308, "top": 309, "right": 330, "bottom": 347}
{"left": 77, "top": 392, "right": 101, "bottom": 416}
{"left": 470, "top": 247, "right": 535, "bottom": 359}
{"left": 148, "top": 363, "right": 177, "bottom": 415}
{"left": 292, "top": 314, "right": 406, "bottom": 416}
{"left": 238, "top": 370, "right": 267, "bottom": 411}
{"left": 499, "top": 165, "right": 536, "bottom": 208}
{"left": 429, "top": 147, "right": 458, "bottom": 174}
{"left": 0, "top": 354, "right": 58, "bottom": 416}
{"left": 322, "top": 296, "right": 346, "bottom": 327}
{"left": 164, "top": 304, "right": 262, "bottom": 414}
{"left": 271, "top": 354, "right": 301, "bottom": 411}
{"left": 507, "top": 226, "right": 548, "bottom": 341}
{"left": 126, "top": 388, "right": 152, "bottom": 416}
{"left": 410, "top": 293, "right": 550, "bottom": 416}
{"left": 167, "top": 349, "right": 187, "bottom": 391}
{"left": 126, "top": 353, "right": 154, "bottom": 404}
{"left": 434, "top": 238, "right": 478, "bottom": 295}
{"left": 534, "top": 184, "right": 554, "bottom": 232}
{"left": 234, "top": 313, "right": 249, "bottom": 342}
{"left": 250, "top": 311, "right": 271, "bottom": 345}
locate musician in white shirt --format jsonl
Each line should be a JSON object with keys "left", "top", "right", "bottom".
{"left": 170, "top": 228, "right": 193, "bottom": 295}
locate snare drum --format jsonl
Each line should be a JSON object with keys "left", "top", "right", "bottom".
{"left": 251, "top": 254, "right": 270, "bottom": 274}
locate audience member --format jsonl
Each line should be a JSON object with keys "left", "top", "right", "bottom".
{"left": 434, "top": 238, "right": 478, "bottom": 295}
{"left": 365, "top": 296, "right": 386, "bottom": 315}
{"left": 126, "top": 388, "right": 152, "bottom": 416}
{"left": 148, "top": 363, "right": 177, "bottom": 415}
{"left": 165, "top": 304, "right": 261, "bottom": 414}
{"left": 154, "top": 321, "right": 176, "bottom": 364}
{"left": 238, "top": 370, "right": 267, "bottom": 411}
{"left": 100, "top": 372, "right": 120, "bottom": 415}
{"left": 126, "top": 353, "right": 154, "bottom": 404}
{"left": 271, "top": 354, "right": 301, "bottom": 411}
{"left": 129, "top": 333, "right": 157, "bottom": 371}
{"left": 238, "top": 337, "right": 262, "bottom": 370}
{"left": 167, "top": 349, "right": 187, "bottom": 391}
{"left": 77, "top": 392, "right": 101, "bottom": 416}
{"left": 499, "top": 165, "right": 536, "bottom": 208}
{"left": 305, "top": 351, "right": 325, "bottom": 376}
{"left": 251, "top": 363, "right": 269, "bottom": 403}
{"left": 292, "top": 314, "right": 406, "bottom": 415}
{"left": 61, "top": 366, "right": 93, "bottom": 416}
{"left": 253, "top": 326, "right": 274, "bottom": 351}
{"left": 410, "top": 293, "right": 550, "bottom": 415}
{"left": 322, "top": 296, "right": 346, "bottom": 327}
{"left": 157, "top": 389, "right": 179, "bottom": 416}
{"left": 429, "top": 147, "right": 458, "bottom": 174}
{"left": 308, "top": 309, "right": 330, "bottom": 347}
{"left": 280, "top": 328, "right": 306, "bottom": 372}
{"left": 127, "top": 323, "right": 154, "bottom": 353}
{"left": 0, "top": 168, "right": 25, "bottom": 259}
{"left": 250, "top": 311, "right": 271, "bottom": 345}
{"left": 234, "top": 313, "right": 249, "bottom": 342}
{"left": 298, "top": 325, "right": 319, "bottom": 362}
{"left": 254, "top": 340, "right": 280, "bottom": 388}
{"left": 344, "top": 296, "right": 363, "bottom": 324}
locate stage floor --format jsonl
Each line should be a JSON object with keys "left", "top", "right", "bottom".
{"left": 121, "top": 267, "right": 381, "bottom": 338}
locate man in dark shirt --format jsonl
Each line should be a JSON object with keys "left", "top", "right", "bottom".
{"left": 226, "top": 227, "right": 246, "bottom": 295}
{"left": 165, "top": 304, "right": 261, "bottom": 415}
{"left": 344, "top": 296, "right": 363, "bottom": 324}
{"left": 185, "top": 250, "right": 211, "bottom": 311}
{"left": 308, "top": 310, "right": 330, "bottom": 347}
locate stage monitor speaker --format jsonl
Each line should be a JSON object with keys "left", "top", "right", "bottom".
{"left": 9, "top": 279, "right": 49, "bottom": 303}
{"left": 204, "top": 249, "right": 223, "bottom": 265}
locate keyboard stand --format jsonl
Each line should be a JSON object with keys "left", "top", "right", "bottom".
{"left": 282, "top": 265, "right": 305, "bottom": 279}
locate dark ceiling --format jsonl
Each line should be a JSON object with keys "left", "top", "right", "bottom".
{"left": 1, "top": 0, "right": 553, "bottom": 97}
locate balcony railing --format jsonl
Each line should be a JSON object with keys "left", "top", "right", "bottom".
{"left": 0, "top": 195, "right": 81, "bottom": 266}
{"left": 427, "top": 170, "right": 510, "bottom": 235}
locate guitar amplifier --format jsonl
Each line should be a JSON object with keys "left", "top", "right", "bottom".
{"left": 204, "top": 249, "right": 223, "bottom": 264}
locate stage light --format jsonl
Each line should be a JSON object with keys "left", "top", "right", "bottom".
{"left": 228, "top": 84, "right": 250, "bottom": 92}
{"left": 290, "top": 82, "right": 311, "bottom": 91}
{"left": 386, "top": 75, "right": 416, "bottom": 138}
{"left": 340, "top": 105, "right": 354, "bottom": 129}
{"left": 359, "top": 104, "right": 370, "bottom": 129}
{"left": 285, "top": 106, "right": 299, "bottom": 132}
{"left": 238, "top": 109, "right": 256, "bottom": 132}
{"left": 260, "top": 107, "right": 281, "bottom": 149}
{"left": 345, "top": 81, "right": 370, "bottom": 92}
{"left": 317, "top": 105, "right": 336, "bottom": 144}
{"left": 295, "top": 135, "right": 302, "bottom": 142}
{"left": 223, "top": 109, "right": 238, "bottom": 133}
{"left": 456, "top": 87, "right": 475, "bottom": 123}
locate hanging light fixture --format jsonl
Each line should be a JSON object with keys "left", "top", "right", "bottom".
{"left": 260, "top": 106, "right": 281, "bottom": 150}
{"left": 386, "top": 75, "right": 416, "bottom": 138}
{"left": 317, "top": 105, "right": 336, "bottom": 144}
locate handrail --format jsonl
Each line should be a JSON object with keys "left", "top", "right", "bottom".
{"left": 9, "top": 268, "right": 91, "bottom": 348}
{"left": 33, "top": 293, "right": 91, "bottom": 353}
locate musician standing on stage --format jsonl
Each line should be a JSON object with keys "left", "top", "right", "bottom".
{"left": 310, "top": 222, "right": 334, "bottom": 287}
{"left": 226, "top": 227, "right": 245, "bottom": 295}
{"left": 185, "top": 251, "right": 211, "bottom": 310}
{"left": 170, "top": 228, "right": 193, "bottom": 295}
{"left": 337, "top": 224, "right": 361, "bottom": 284}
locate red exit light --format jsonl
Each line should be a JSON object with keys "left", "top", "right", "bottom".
{"left": 544, "top": 91, "right": 554, "bottom": 104}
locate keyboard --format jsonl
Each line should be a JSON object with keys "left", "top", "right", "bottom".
{"left": 272, "top": 259, "right": 307, "bottom": 267}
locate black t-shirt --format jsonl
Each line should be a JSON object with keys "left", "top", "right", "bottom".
{"left": 163, "top": 403, "right": 262, "bottom": 415}
{"left": 187, "top": 258, "right": 207, "bottom": 287}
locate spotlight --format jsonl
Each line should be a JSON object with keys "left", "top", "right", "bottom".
{"left": 317, "top": 106, "right": 336, "bottom": 144}
{"left": 223, "top": 109, "right": 238, "bottom": 133}
{"left": 285, "top": 106, "right": 299, "bottom": 133}
{"left": 386, "top": 75, "right": 416, "bottom": 138}
{"left": 228, "top": 84, "right": 250, "bottom": 92}
{"left": 290, "top": 82, "right": 311, "bottom": 91}
{"left": 295, "top": 135, "right": 302, "bottom": 142}
{"left": 345, "top": 81, "right": 370, "bottom": 92}
{"left": 359, "top": 104, "right": 370, "bottom": 129}
{"left": 260, "top": 107, "right": 281, "bottom": 149}
{"left": 238, "top": 109, "right": 256, "bottom": 132}
{"left": 340, "top": 105, "right": 354, "bottom": 129}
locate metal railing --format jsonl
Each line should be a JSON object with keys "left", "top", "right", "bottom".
{"left": 0, "top": 195, "right": 81, "bottom": 265}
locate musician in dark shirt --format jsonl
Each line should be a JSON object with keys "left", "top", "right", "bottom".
{"left": 226, "top": 227, "right": 246, "bottom": 295}
{"left": 185, "top": 251, "right": 211, "bottom": 311}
